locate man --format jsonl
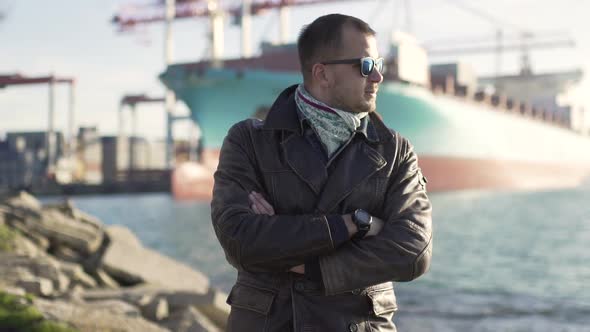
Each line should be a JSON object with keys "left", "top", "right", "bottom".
{"left": 211, "top": 14, "right": 432, "bottom": 332}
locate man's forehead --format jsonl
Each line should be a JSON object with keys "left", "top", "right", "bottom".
{"left": 338, "top": 26, "right": 378, "bottom": 57}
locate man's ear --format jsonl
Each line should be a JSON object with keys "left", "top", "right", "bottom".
{"left": 311, "top": 63, "right": 332, "bottom": 88}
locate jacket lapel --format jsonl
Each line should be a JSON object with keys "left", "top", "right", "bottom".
{"left": 282, "top": 134, "right": 327, "bottom": 195}
{"left": 263, "top": 85, "right": 391, "bottom": 205}
{"left": 315, "top": 140, "right": 387, "bottom": 213}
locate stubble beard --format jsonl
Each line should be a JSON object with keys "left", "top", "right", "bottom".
{"left": 357, "top": 97, "right": 376, "bottom": 113}
{"left": 331, "top": 91, "right": 376, "bottom": 114}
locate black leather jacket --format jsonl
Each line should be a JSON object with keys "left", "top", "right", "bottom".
{"left": 211, "top": 85, "right": 433, "bottom": 332}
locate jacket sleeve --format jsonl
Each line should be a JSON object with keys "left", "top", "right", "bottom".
{"left": 318, "top": 139, "right": 433, "bottom": 295}
{"left": 211, "top": 121, "right": 339, "bottom": 273}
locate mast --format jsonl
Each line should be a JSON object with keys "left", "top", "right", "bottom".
{"left": 67, "top": 80, "right": 76, "bottom": 158}
{"left": 209, "top": 0, "right": 225, "bottom": 67}
{"left": 47, "top": 77, "right": 56, "bottom": 175}
{"left": 164, "top": 0, "right": 176, "bottom": 168}
{"left": 278, "top": 5, "right": 290, "bottom": 44}
{"left": 241, "top": 0, "right": 252, "bottom": 58}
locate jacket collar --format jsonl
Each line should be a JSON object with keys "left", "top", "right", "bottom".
{"left": 266, "top": 86, "right": 391, "bottom": 210}
{"left": 263, "top": 84, "right": 387, "bottom": 144}
{"left": 262, "top": 85, "right": 302, "bottom": 133}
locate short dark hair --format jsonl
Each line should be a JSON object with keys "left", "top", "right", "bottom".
{"left": 297, "top": 14, "right": 376, "bottom": 81}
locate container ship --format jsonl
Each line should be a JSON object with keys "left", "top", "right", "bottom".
{"left": 152, "top": 9, "right": 590, "bottom": 199}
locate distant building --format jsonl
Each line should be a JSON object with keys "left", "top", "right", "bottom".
{"left": 5, "top": 131, "right": 64, "bottom": 162}
{"left": 77, "top": 127, "right": 102, "bottom": 184}
{"left": 128, "top": 137, "right": 170, "bottom": 170}
{"left": 0, "top": 131, "right": 63, "bottom": 190}
{"left": 101, "top": 136, "right": 129, "bottom": 183}
{"left": 0, "top": 141, "right": 33, "bottom": 190}
{"left": 129, "top": 136, "right": 150, "bottom": 170}
{"left": 150, "top": 139, "right": 167, "bottom": 169}
{"left": 101, "top": 135, "right": 170, "bottom": 183}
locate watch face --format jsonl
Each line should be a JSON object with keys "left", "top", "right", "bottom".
{"left": 353, "top": 209, "right": 372, "bottom": 238}
{"left": 354, "top": 209, "right": 371, "bottom": 226}
{"left": 356, "top": 209, "right": 371, "bottom": 225}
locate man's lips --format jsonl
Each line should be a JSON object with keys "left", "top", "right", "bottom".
{"left": 365, "top": 86, "right": 378, "bottom": 94}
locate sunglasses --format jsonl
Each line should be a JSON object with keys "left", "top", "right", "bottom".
{"left": 321, "top": 57, "right": 385, "bottom": 77}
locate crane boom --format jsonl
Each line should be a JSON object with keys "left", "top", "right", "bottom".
{"left": 112, "top": 0, "right": 357, "bottom": 31}
{"left": 427, "top": 39, "right": 575, "bottom": 56}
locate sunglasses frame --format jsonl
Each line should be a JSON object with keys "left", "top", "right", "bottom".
{"left": 321, "top": 57, "right": 385, "bottom": 77}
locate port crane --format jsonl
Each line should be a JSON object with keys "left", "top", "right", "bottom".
{"left": 112, "top": 0, "right": 348, "bottom": 168}
{"left": 0, "top": 73, "right": 76, "bottom": 176}
{"left": 428, "top": 0, "right": 576, "bottom": 76}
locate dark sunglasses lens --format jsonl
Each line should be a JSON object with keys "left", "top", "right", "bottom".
{"left": 361, "top": 59, "right": 374, "bottom": 76}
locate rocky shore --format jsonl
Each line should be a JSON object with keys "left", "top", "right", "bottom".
{"left": 0, "top": 191, "right": 229, "bottom": 332}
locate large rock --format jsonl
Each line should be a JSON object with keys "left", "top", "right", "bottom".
{"left": 93, "top": 269, "right": 120, "bottom": 288}
{"left": 74, "top": 209, "right": 104, "bottom": 230}
{"left": 58, "top": 260, "right": 97, "bottom": 288}
{"left": 12, "top": 235, "right": 43, "bottom": 258}
{"left": 0, "top": 253, "right": 70, "bottom": 296}
{"left": 139, "top": 295, "right": 169, "bottom": 321}
{"left": 1, "top": 206, "right": 49, "bottom": 252}
{"left": 101, "top": 225, "right": 210, "bottom": 293}
{"left": 44, "top": 200, "right": 104, "bottom": 231}
{"left": 51, "top": 245, "right": 83, "bottom": 263}
{"left": 82, "top": 285, "right": 229, "bottom": 330}
{"left": 2, "top": 191, "right": 42, "bottom": 214}
{"left": 1, "top": 286, "right": 26, "bottom": 297}
{"left": 25, "top": 230, "right": 51, "bottom": 251}
{"left": 165, "top": 288, "right": 229, "bottom": 329}
{"left": 104, "top": 224, "right": 143, "bottom": 249}
{"left": 35, "top": 298, "right": 170, "bottom": 332}
{"left": 34, "top": 208, "right": 104, "bottom": 255}
{"left": 161, "top": 306, "right": 221, "bottom": 332}
{"left": 81, "top": 284, "right": 161, "bottom": 303}
{"left": 0, "top": 262, "right": 35, "bottom": 286}
{"left": 17, "top": 276, "right": 54, "bottom": 297}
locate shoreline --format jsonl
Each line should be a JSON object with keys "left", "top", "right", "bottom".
{"left": 0, "top": 191, "right": 228, "bottom": 332}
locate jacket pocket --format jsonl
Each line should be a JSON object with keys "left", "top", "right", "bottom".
{"left": 227, "top": 282, "right": 276, "bottom": 315}
{"left": 226, "top": 283, "right": 276, "bottom": 332}
{"left": 368, "top": 288, "right": 398, "bottom": 316}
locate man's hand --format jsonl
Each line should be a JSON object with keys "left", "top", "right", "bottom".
{"left": 249, "top": 191, "right": 304, "bottom": 274}
{"left": 289, "top": 264, "right": 305, "bottom": 274}
{"left": 366, "top": 216, "right": 384, "bottom": 237}
{"left": 249, "top": 191, "right": 275, "bottom": 216}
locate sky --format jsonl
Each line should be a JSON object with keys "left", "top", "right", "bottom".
{"left": 1, "top": 0, "right": 588, "bottom": 140}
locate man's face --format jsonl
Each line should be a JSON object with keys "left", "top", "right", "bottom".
{"left": 324, "top": 26, "right": 383, "bottom": 113}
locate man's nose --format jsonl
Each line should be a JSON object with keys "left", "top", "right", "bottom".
{"left": 369, "top": 68, "right": 383, "bottom": 83}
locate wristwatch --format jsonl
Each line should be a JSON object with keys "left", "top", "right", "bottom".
{"left": 352, "top": 209, "right": 372, "bottom": 239}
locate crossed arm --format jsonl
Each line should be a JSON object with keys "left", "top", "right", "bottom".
{"left": 248, "top": 191, "right": 385, "bottom": 274}
{"left": 211, "top": 122, "right": 432, "bottom": 294}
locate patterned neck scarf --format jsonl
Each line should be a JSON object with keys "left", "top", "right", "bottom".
{"left": 295, "top": 84, "right": 368, "bottom": 157}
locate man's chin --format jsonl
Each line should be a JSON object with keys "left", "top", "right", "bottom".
{"left": 359, "top": 101, "right": 376, "bottom": 113}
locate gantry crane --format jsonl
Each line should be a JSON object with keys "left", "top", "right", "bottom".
{"left": 428, "top": 0, "right": 577, "bottom": 76}
{"left": 0, "top": 73, "right": 76, "bottom": 176}
{"left": 111, "top": 0, "right": 353, "bottom": 168}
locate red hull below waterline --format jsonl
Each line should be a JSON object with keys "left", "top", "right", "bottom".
{"left": 171, "top": 151, "right": 590, "bottom": 201}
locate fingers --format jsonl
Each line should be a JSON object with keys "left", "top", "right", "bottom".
{"left": 253, "top": 192, "right": 275, "bottom": 215}
{"left": 251, "top": 202, "right": 262, "bottom": 215}
{"left": 289, "top": 264, "right": 305, "bottom": 274}
{"left": 252, "top": 192, "right": 274, "bottom": 215}
{"left": 249, "top": 191, "right": 275, "bottom": 216}
{"left": 249, "top": 192, "right": 268, "bottom": 215}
